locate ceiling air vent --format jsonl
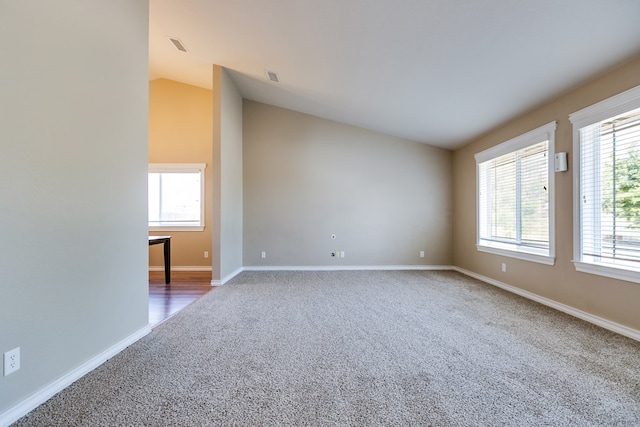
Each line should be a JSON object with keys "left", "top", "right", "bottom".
{"left": 265, "top": 70, "right": 280, "bottom": 83}
{"left": 168, "top": 37, "right": 188, "bottom": 53}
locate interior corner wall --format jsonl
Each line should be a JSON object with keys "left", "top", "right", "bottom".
{"left": 148, "top": 79, "right": 214, "bottom": 269}
{"left": 452, "top": 55, "right": 640, "bottom": 331}
{"left": 243, "top": 100, "right": 453, "bottom": 267}
{"left": 219, "top": 69, "right": 244, "bottom": 281}
{"left": 0, "top": 0, "right": 149, "bottom": 419}
{"left": 212, "top": 65, "right": 243, "bottom": 282}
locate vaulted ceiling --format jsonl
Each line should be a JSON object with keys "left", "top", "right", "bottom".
{"left": 149, "top": 0, "right": 640, "bottom": 149}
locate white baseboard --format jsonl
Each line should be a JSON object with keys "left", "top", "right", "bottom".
{"left": 0, "top": 325, "right": 151, "bottom": 427}
{"left": 452, "top": 267, "right": 640, "bottom": 342}
{"left": 213, "top": 265, "right": 455, "bottom": 286}
{"left": 149, "top": 266, "right": 212, "bottom": 272}
{"left": 241, "top": 265, "right": 456, "bottom": 272}
{"left": 213, "top": 267, "right": 244, "bottom": 286}
{"left": 211, "top": 265, "right": 455, "bottom": 286}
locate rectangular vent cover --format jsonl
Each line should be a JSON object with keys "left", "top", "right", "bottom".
{"left": 265, "top": 70, "right": 279, "bottom": 83}
{"left": 169, "top": 37, "right": 188, "bottom": 52}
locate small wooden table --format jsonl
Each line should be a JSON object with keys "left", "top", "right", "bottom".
{"left": 149, "top": 235, "right": 171, "bottom": 284}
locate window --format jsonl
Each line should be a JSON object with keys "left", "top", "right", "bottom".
{"left": 571, "top": 85, "right": 640, "bottom": 283}
{"left": 475, "top": 122, "right": 556, "bottom": 265}
{"left": 148, "top": 163, "right": 206, "bottom": 231}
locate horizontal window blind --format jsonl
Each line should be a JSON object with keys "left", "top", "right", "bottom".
{"left": 478, "top": 141, "right": 549, "bottom": 251}
{"left": 580, "top": 107, "right": 640, "bottom": 267}
{"left": 520, "top": 143, "right": 550, "bottom": 247}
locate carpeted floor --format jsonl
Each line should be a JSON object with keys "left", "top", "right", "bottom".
{"left": 13, "top": 270, "right": 640, "bottom": 426}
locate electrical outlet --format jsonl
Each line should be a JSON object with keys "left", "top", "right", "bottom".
{"left": 419, "top": 250, "right": 425, "bottom": 258}
{"left": 4, "top": 347, "right": 20, "bottom": 376}
{"left": 204, "top": 251, "right": 209, "bottom": 259}
{"left": 501, "top": 263, "right": 507, "bottom": 272}
{"left": 261, "top": 251, "right": 266, "bottom": 259}
{"left": 340, "top": 251, "right": 345, "bottom": 258}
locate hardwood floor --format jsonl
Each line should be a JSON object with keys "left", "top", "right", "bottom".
{"left": 148, "top": 270, "right": 214, "bottom": 327}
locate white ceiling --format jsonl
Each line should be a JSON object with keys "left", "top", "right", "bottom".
{"left": 149, "top": 0, "right": 640, "bottom": 150}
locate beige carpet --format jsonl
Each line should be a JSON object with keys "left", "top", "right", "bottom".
{"left": 14, "top": 270, "right": 640, "bottom": 426}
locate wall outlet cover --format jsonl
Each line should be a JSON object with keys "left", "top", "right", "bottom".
{"left": 4, "top": 347, "right": 20, "bottom": 376}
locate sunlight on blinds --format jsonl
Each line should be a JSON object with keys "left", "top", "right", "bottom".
{"left": 580, "top": 107, "right": 640, "bottom": 267}
{"left": 478, "top": 140, "right": 549, "bottom": 250}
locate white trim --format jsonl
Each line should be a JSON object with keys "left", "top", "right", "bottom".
{"left": 217, "top": 267, "right": 244, "bottom": 286}
{"left": 148, "top": 226, "right": 205, "bottom": 232}
{"left": 571, "top": 84, "right": 640, "bottom": 281}
{"left": 548, "top": 127, "right": 557, "bottom": 261}
{"left": 574, "top": 261, "right": 640, "bottom": 285}
{"left": 241, "top": 265, "right": 456, "bottom": 271}
{"left": 148, "top": 163, "right": 206, "bottom": 172}
{"left": 572, "top": 114, "right": 583, "bottom": 276}
{"left": 210, "top": 265, "right": 455, "bottom": 285}
{"left": 149, "top": 266, "right": 212, "bottom": 272}
{"left": 476, "top": 245, "right": 555, "bottom": 265}
{"left": 569, "top": 85, "right": 640, "bottom": 129}
{"left": 475, "top": 121, "right": 557, "bottom": 262}
{"left": 0, "top": 326, "right": 151, "bottom": 427}
{"left": 453, "top": 267, "right": 640, "bottom": 342}
{"left": 474, "top": 121, "right": 557, "bottom": 163}
{"left": 148, "top": 163, "right": 207, "bottom": 231}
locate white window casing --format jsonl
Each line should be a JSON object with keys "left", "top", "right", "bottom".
{"left": 148, "top": 163, "right": 206, "bottom": 232}
{"left": 570, "top": 84, "right": 640, "bottom": 283}
{"left": 475, "top": 121, "right": 557, "bottom": 265}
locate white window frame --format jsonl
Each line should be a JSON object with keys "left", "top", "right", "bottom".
{"left": 475, "top": 121, "right": 557, "bottom": 265}
{"left": 148, "top": 163, "right": 206, "bottom": 232}
{"left": 570, "top": 84, "right": 640, "bottom": 283}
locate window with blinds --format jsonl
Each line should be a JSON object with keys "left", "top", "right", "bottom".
{"left": 475, "top": 122, "right": 556, "bottom": 264}
{"left": 571, "top": 85, "right": 640, "bottom": 282}
{"left": 573, "top": 98, "right": 640, "bottom": 279}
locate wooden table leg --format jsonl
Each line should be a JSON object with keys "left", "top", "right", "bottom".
{"left": 163, "top": 238, "right": 171, "bottom": 284}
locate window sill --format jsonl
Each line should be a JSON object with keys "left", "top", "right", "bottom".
{"left": 477, "top": 244, "right": 555, "bottom": 266}
{"left": 149, "top": 226, "right": 204, "bottom": 232}
{"left": 574, "top": 260, "right": 640, "bottom": 284}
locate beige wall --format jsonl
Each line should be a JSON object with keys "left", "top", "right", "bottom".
{"left": 243, "top": 101, "right": 453, "bottom": 267}
{"left": 453, "top": 56, "right": 640, "bottom": 330}
{"left": 148, "top": 78, "right": 213, "bottom": 269}
{"left": 0, "top": 0, "right": 149, "bottom": 419}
